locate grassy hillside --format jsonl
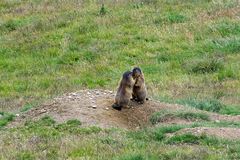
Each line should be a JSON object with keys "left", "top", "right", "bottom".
{"left": 1, "top": 0, "right": 239, "bottom": 112}
{"left": 0, "top": 0, "right": 240, "bottom": 159}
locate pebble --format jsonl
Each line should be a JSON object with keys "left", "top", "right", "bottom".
{"left": 92, "top": 105, "right": 97, "bottom": 109}
{"left": 105, "top": 107, "right": 109, "bottom": 110}
{"left": 71, "top": 93, "right": 77, "bottom": 96}
{"left": 16, "top": 114, "right": 20, "bottom": 117}
{"left": 40, "top": 109, "right": 47, "bottom": 113}
{"left": 96, "top": 91, "right": 100, "bottom": 95}
{"left": 215, "top": 120, "right": 220, "bottom": 123}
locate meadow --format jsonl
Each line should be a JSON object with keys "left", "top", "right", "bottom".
{"left": 0, "top": 0, "right": 240, "bottom": 159}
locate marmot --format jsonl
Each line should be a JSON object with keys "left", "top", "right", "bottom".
{"left": 132, "top": 67, "right": 147, "bottom": 104}
{"left": 112, "top": 71, "right": 135, "bottom": 111}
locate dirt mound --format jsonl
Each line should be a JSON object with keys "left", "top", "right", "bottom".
{"left": 177, "top": 127, "right": 240, "bottom": 140}
{"left": 9, "top": 89, "right": 240, "bottom": 130}
{"left": 10, "top": 89, "right": 180, "bottom": 129}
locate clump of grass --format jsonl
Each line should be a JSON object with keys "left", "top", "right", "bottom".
{"left": 66, "top": 119, "right": 82, "bottom": 126}
{"left": 16, "top": 151, "right": 35, "bottom": 160}
{"left": 20, "top": 104, "right": 33, "bottom": 112}
{"left": 153, "top": 125, "right": 185, "bottom": 141}
{"left": 99, "top": 4, "right": 107, "bottom": 15}
{"left": 177, "top": 98, "right": 225, "bottom": 113}
{"left": 166, "top": 133, "right": 202, "bottom": 144}
{"left": 100, "top": 137, "right": 118, "bottom": 145}
{"left": 150, "top": 110, "right": 209, "bottom": 125}
{"left": 177, "top": 112, "right": 209, "bottom": 121}
{"left": 56, "top": 120, "right": 101, "bottom": 134}
{"left": 150, "top": 110, "right": 174, "bottom": 125}
{"left": 212, "top": 20, "right": 240, "bottom": 37}
{"left": 68, "top": 147, "right": 94, "bottom": 158}
{"left": 183, "top": 58, "right": 224, "bottom": 74}
{"left": 166, "top": 133, "right": 220, "bottom": 145}
{"left": 211, "top": 37, "right": 240, "bottom": 54}
{"left": 24, "top": 115, "right": 56, "bottom": 128}
{"left": 0, "top": 112, "right": 15, "bottom": 128}
{"left": 220, "top": 105, "right": 240, "bottom": 115}
{"left": 117, "top": 153, "right": 144, "bottom": 160}
{"left": 166, "top": 12, "right": 187, "bottom": 24}
{"left": 127, "top": 129, "right": 151, "bottom": 141}
{"left": 217, "top": 67, "right": 237, "bottom": 81}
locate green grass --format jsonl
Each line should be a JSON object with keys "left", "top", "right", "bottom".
{"left": 20, "top": 104, "right": 33, "bottom": 112}
{"left": 1, "top": 117, "right": 240, "bottom": 159}
{"left": 0, "top": 0, "right": 239, "bottom": 114}
{"left": 149, "top": 109, "right": 209, "bottom": 125}
{"left": 0, "top": 112, "right": 15, "bottom": 128}
{"left": 166, "top": 133, "right": 220, "bottom": 145}
{"left": 177, "top": 98, "right": 225, "bottom": 112}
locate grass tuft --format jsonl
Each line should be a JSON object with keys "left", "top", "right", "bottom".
{"left": 150, "top": 110, "right": 209, "bottom": 125}
{"left": 177, "top": 98, "right": 225, "bottom": 113}
{"left": 0, "top": 112, "right": 15, "bottom": 128}
{"left": 183, "top": 58, "right": 224, "bottom": 74}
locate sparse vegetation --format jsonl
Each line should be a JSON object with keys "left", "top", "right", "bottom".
{"left": 177, "top": 98, "right": 225, "bottom": 113}
{"left": 20, "top": 104, "right": 33, "bottom": 112}
{"left": 2, "top": 118, "right": 240, "bottom": 159}
{"left": 0, "top": 112, "right": 15, "bottom": 128}
{"left": 183, "top": 57, "right": 224, "bottom": 74}
{"left": 150, "top": 109, "right": 209, "bottom": 125}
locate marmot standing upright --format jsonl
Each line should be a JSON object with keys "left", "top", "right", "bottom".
{"left": 112, "top": 71, "right": 135, "bottom": 111}
{"left": 132, "top": 67, "right": 147, "bottom": 104}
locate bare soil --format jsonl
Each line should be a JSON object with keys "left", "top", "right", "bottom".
{"left": 10, "top": 89, "right": 175, "bottom": 129}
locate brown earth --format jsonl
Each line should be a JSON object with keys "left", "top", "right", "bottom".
{"left": 9, "top": 89, "right": 166, "bottom": 129}
{"left": 8, "top": 89, "right": 240, "bottom": 139}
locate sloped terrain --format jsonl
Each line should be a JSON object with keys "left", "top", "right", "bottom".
{"left": 9, "top": 89, "right": 240, "bottom": 140}
{"left": 10, "top": 89, "right": 175, "bottom": 129}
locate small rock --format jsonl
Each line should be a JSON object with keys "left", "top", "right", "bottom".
{"left": 71, "top": 93, "right": 77, "bottom": 96}
{"left": 215, "top": 120, "right": 220, "bottom": 123}
{"left": 87, "top": 92, "right": 91, "bottom": 95}
{"left": 16, "top": 114, "right": 20, "bottom": 117}
{"left": 103, "top": 93, "right": 107, "bottom": 95}
{"left": 105, "top": 107, "right": 109, "bottom": 110}
{"left": 68, "top": 96, "right": 72, "bottom": 99}
{"left": 96, "top": 91, "right": 100, "bottom": 95}
{"left": 92, "top": 105, "right": 97, "bottom": 109}
{"left": 40, "top": 109, "right": 47, "bottom": 113}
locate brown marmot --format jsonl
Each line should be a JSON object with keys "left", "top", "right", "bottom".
{"left": 112, "top": 71, "right": 135, "bottom": 111}
{"left": 132, "top": 67, "right": 147, "bottom": 104}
